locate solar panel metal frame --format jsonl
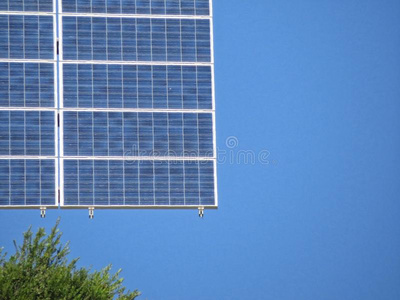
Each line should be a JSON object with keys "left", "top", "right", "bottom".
{"left": 0, "top": 1, "right": 59, "bottom": 208}
{"left": 57, "top": 0, "right": 217, "bottom": 210}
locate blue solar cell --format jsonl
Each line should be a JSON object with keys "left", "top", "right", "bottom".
{"left": 180, "top": 0, "right": 195, "bottom": 16}
{"left": 151, "top": 19, "right": 166, "bottom": 61}
{"left": 0, "top": 15, "right": 53, "bottom": 59}
{"left": 78, "top": 0, "right": 91, "bottom": 13}
{"left": 107, "top": 0, "right": 121, "bottom": 14}
{"left": 0, "top": 159, "right": 55, "bottom": 206}
{"left": 197, "top": 113, "right": 213, "bottom": 156}
{"left": 108, "top": 65, "right": 123, "bottom": 108}
{"left": 184, "top": 160, "right": 199, "bottom": 204}
{"left": 77, "top": 17, "right": 92, "bottom": 60}
{"left": 165, "top": 0, "right": 179, "bottom": 15}
{"left": 195, "top": 0, "right": 209, "bottom": 16}
{"left": 0, "top": 111, "right": 54, "bottom": 156}
{"left": 0, "top": 63, "right": 54, "bottom": 108}
{"left": 137, "top": 65, "right": 152, "bottom": 108}
{"left": 63, "top": 64, "right": 212, "bottom": 109}
{"left": 63, "top": 159, "right": 78, "bottom": 204}
{"left": 154, "top": 160, "right": 169, "bottom": 204}
{"left": 153, "top": 112, "right": 168, "bottom": 156}
{"left": 78, "top": 160, "right": 94, "bottom": 205}
{"left": 62, "top": 16, "right": 211, "bottom": 62}
{"left": 110, "top": 160, "right": 124, "bottom": 204}
{"left": 183, "top": 113, "right": 198, "bottom": 157}
{"left": 63, "top": 159, "right": 214, "bottom": 206}
{"left": 121, "top": 0, "right": 135, "bottom": 14}
{"left": 0, "top": 0, "right": 53, "bottom": 12}
{"left": 139, "top": 160, "right": 154, "bottom": 204}
{"left": 199, "top": 160, "right": 214, "bottom": 205}
{"left": 63, "top": 112, "right": 213, "bottom": 157}
{"left": 195, "top": 19, "right": 211, "bottom": 62}
{"left": 94, "top": 160, "right": 108, "bottom": 204}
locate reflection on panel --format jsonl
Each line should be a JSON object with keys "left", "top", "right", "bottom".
{"left": 63, "top": 159, "right": 214, "bottom": 206}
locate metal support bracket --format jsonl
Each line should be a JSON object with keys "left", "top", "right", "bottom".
{"left": 198, "top": 206, "right": 204, "bottom": 218}
{"left": 40, "top": 206, "right": 46, "bottom": 218}
{"left": 88, "top": 207, "right": 94, "bottom": 219}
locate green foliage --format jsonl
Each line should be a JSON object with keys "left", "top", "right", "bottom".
{"left": 0, "top": 219, "right": 140, "bottom": 300}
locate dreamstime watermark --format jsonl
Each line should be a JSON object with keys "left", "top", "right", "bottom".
{"left": 218, "top": 136, "right": 270, "bottom": 165}
{"left": 123, "top": 136, "right": 271, "bottom": 165}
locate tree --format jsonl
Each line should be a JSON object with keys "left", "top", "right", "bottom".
{"left": 0, "top": 219, "right": 140, "bottom": 300}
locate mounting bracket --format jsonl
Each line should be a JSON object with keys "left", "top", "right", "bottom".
{"left": 88, "top": 207, "right": 94, "bottom": 219}
{"left": 40, "top": 206, "right": 46, "bottom": 218}
{"left": 198, "top": 206, "right": 204, "bottom": 218}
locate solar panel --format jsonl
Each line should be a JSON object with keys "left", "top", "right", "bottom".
{"left": 0, "top": 0, "right": 216, "bottom": 212}
{"left": 0, "top": 63, "right": 55, "bottom": 107}
{"left": 0, "top": 6, "right": 57, "bottom": 208}
{"left": 63, "top": 159, "right": 214, "bottom": 206}
{"left": 60, "top": 0, "right": 216, "bottom": 209}
{"left": 0, "top": 15, "right": 54, "bottom": 59}
{"left": 0, "top": 159, "right": 56, "bottom": 206}
{"left": 62, "top": 64, "right": 212, "bottom": 109}
{"left": 0, "top": 111, "right": 55, "bottom": 156}
{"left": 62, "top": 0, "right": 210, "bottom": 16}
{"left": 62, "top": 111, "right": 213, "bottom": 157}
{"left": 62, "top": 17, "right": 211, "bottom": 62}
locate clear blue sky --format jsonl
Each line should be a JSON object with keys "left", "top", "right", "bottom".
{"left": 1, "top": 1, "right": 400, "bottom": 299}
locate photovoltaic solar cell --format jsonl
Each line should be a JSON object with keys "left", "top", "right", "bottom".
{"left": 0, "top": 15, "right": 54, "bottom": 59}
{"left": 0, "top": 159, "right": 55, "bottom": 206}
{"left": 62, "top": 17, "right": 211, "bottom": 62}
{"left": 63, "top": 64, "right": 212, "bottom": 109}
{"left": 62, "top": 0, "right": 209, "bottom": 16}
{"left": 63, "top": 159, "right": 214, "bottom": 206}
{"left": 0, "top": 63, "right": 55, "bottom": 107}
